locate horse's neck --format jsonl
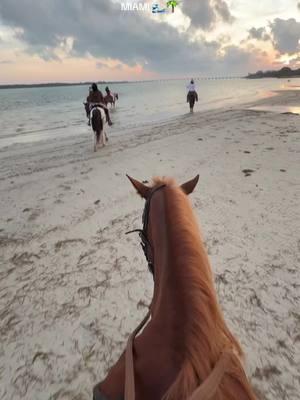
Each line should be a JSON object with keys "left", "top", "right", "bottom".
{"left": 100, "top": 188, "right": 254, "bottom": 400}
{"left": 149, "top": 188, "right": 207, "bottom": 322}
{"left": 127, "top": 189, "right": 203, "bottom": 398}
{"left": 142, "top": 188, "right": 254, "bottom": 400}
{"left": 144, "top": 187, "right": 223, "bottom": 365}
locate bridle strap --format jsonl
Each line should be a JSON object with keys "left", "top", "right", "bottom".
{"left": 124, "top": 312, "right": 231, "bottom": 400}
{"left": 126, "top": 184, "right": 166, "bottom": 275}
{"left": 125, "top": 311, "right": 151, "bottom": 400}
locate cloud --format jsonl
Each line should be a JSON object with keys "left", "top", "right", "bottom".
{"left": 0, "top": 0, "right": 262, "bottom": 76}
{"left": 181, "top": 0, "right": 216, "bottom": 30}
{"left": 214, "top": 0, "right": 234, "bottom": 24}
{"left": 96, "top": 61, "right": 109, "bottom": 69}
{"left": 248, "top": 27, "right": 270, "bottom": 41}
{"left": 0, "top": 0, "right": 216, "bottom": 70}
{"left": 220, "top": 45, "right": 259, "bottom": 72}
{"left": 181, "top": 0, "right": 234, "bottom": 30}
{"left": 269, "top": 18, "right": 300, "bottom": 54}
{"left": 96, "top": 61, "right": 123, "bottom": 70}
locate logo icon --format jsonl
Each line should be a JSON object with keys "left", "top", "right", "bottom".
{"left": 152, "top": 1, "right": 179, "bottom": 14}
{"left": 166, "top": 0, "right": 179, "bottom": 13}
{"left": 152, "top": 3, "right": 166, "bottom": 13}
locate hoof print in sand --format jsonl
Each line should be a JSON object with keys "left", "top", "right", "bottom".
{"left": 242, "top": 169, "right": 255, "bottom": 177}
{"left": 28, "top": 210, "right": 41, "bottom": 221}
{"left": 253, "top": 365, "right": 281, "bottom": 380}
{"left": 11, "top": 252, "right": 40, "bottom": 266}
{"left": 55, "top": 238, "right": 86, "bottom": 253}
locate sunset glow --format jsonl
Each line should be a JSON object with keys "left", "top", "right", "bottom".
{"left": 0, "top": 0, "right": 299, "bottom": 84}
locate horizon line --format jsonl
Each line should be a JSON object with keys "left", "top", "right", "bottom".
{"left": 0, "top": 75, "right": 247, "bottom": 89}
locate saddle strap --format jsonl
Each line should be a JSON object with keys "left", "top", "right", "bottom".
{"left": 125, "top": 311, "right": 151, "bottom": 400}
{"left": 188, "top": 351, "right": 230, "bottom": 400}
{"left": 125, "top": 312, "right": 231, "bottom": 400}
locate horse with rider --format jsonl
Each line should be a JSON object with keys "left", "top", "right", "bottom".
{"left": 104, "top": 86, "right": 119, "bottom": 108}
{"left": 84, "top": 83, "right": 113, "bottom": 151}
{"left": 187, "top": 79, "right": 198, "bottom": 112}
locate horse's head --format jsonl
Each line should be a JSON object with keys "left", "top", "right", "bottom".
{"left": 126, "top": 175, "right": 199, "bottom": 199}
{"left": 126, "top": 175, "right": 199, "bottom": 275}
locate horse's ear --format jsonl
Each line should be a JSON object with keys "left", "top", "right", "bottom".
{"left": 180, "top": 175, "right": 199, "bottom": 195}
{"left": 126, "top": 175, "right": 151, "bottom": 199}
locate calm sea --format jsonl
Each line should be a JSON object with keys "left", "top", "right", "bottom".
{"left": 0, "top": 78, "right": 294, "bottom": 148}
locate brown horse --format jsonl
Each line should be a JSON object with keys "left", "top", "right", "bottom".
{"left": 93, "top": 176, "right": 257, "bottom": 400}
{"left": 104, "top": 92, "right": 118, "bottom": 108}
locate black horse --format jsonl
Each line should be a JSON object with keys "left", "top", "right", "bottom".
{"left": 187, "top": 91, "right": 198, "bottom": 112}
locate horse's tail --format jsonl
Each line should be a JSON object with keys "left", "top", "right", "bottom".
{"left": 91, "top": 108, "right": 103, "bottom": 141}
{"left": 115, "top": 93, "right": 119, "bottom": 100}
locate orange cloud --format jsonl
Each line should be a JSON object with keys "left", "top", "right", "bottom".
{"left": 0, "top": 54, "right": 157, "bottom": 84}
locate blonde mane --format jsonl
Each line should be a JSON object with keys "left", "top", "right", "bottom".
{"left": 150, "top": 177, "right": 256, "bottom": 400}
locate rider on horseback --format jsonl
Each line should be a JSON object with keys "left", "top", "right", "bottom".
{"left": 104, "top": 86, "right": 119, "bottom": 106}
{"left": 187, "top": 79, "right": 198, "bottom": 112}
{"left": 86, "top": 83, "right": 113, "bottom": 126}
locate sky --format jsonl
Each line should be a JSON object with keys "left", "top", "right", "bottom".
{"left": 0, "top": 0, "right": 299, "bottom": 84}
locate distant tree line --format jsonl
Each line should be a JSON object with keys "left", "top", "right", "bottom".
{"left": 246, "top": 67, "right": 300, "bottom": 79}
{"left": 0, "top": 81, "right": 129, "bottom": 90}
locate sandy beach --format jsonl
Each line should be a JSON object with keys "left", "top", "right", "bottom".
{"left": 0, "top": 90, "right": 299, "bottom": 400}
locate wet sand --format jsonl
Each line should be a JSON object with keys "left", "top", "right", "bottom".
{"left": 0, "top": 90, "right": 299, "bottom": 400}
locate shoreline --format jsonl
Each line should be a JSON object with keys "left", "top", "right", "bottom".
{"left": 0, "top": 87, "right": 288, "bottom": 158}
{"left": 0, "top": 90, "right": 299, "bottom": 400}
{"left": 0, "top": 82, "right": 287, "bottom": 151}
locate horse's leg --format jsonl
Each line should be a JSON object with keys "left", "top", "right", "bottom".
{"left": 190, "top": 97, "right": 195, "bottom": 112}
{"left": 98, "top": 131, "right": 102, "bottom": 147}
{"left": 94, "top": 131, "right": 97, "bottom": 152}
{"left": 100, "top": 113, "right": 107, "bottom": 145}
{"left": 103, "top": 118, "right": 107, "bottom": 144}
{"left": 102, "top": 129, "right": 106, "bottom": 146}
{"left": 97, "top": 130, "right": 101, "bottom": 144}
{"left": 99, "top": 120, "right": 105, "bottom": 147}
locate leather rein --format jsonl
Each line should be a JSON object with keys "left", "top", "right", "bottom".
{"left": 125, "top": 185, "right": 231, "bottom": 400}
{"left": 126, "top": 185, "right": 166, "bottom": 276}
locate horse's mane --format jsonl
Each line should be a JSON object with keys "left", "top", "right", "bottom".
{"left": 150, "top": 177, "right": 257, "bottom": 400}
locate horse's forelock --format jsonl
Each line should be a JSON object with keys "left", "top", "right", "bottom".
{"left": 151, "top": 176, "right": 177, "bottom": 189}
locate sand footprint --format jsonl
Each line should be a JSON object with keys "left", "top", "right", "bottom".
{"left": 242, "top": 169, "right": 255, "bottom": 177}
{"left": 55, "top": 238, "right": 86, "bottom": 252}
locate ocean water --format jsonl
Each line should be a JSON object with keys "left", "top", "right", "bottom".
{"left": 0, "top": 78, "right": 295, "bottom": 148}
